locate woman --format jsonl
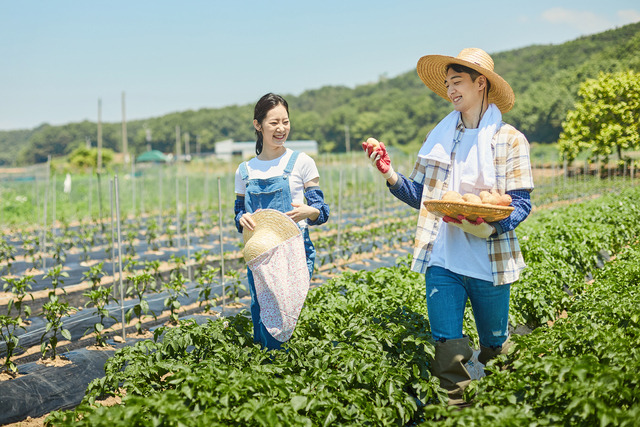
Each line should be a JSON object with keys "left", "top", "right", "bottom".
{"left": 362, "top": 48, "right": 534, "bottom": 405}
{"left": 234, "top": 93, "right": 329, "bottom": 350}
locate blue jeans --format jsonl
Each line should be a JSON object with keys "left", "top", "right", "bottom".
{"left": 247, "top": 228, "right": 315, "bottom": 351}
{"left": 425, "top": 266, "right": 510, "bottom": 348}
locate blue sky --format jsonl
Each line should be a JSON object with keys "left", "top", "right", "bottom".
{"left": 1, "top": 0, "right": 639, "bottom": 131}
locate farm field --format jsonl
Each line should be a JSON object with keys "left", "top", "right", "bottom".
{"left": 1, "top": 154, "right": 639, "bottom": 425}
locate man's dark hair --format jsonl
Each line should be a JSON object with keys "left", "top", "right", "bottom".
{"left": 446, "top": 64, "right": 491, "bottom": 92}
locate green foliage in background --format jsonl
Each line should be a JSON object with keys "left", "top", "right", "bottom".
{"left": 2, "top": 22, "right": 640, "bottom": 166}
{"left": 558, "top": 70, "right": 640, "bottom": 165}
{"left": 68, "top": 146, "right": 115, "bottom": 170}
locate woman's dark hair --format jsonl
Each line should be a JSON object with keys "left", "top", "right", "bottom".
{"left": 254, "top": 93, "right": 289, "bottom": 155}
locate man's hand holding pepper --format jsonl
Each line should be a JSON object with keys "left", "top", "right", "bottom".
{"left": 362, "top": 137, "right": 396, "bottom": 180}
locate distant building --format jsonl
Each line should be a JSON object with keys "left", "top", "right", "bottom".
{"left": 214, "top": 139, "right": 318, "bottom": 161}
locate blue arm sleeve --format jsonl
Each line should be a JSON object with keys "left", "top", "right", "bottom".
{"left": 491, "top": 189, "right": 532, "bottom": 235}
{"left": 304, "top": 186, "right": 330, "bottom": 226}
{"left": 234, "top": 196, "right": 245, "bottom": 233}
{"left": 387, "top": 173, "right": 423, "bottom": 210}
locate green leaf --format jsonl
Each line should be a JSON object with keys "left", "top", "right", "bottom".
{"left": 290, "top": 395, "right": 307, "bottom": 412}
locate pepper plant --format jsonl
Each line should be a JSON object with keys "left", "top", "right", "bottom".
{"left": 22, "top": 234, "right": 42, "bottom": 269}
{"left": 82, "top": 262, "right": 105, "bottom": 290}
{"left": 125, "top": 271, "right": 157, "bottom": 335}
{"left": 0, "top": 315, "right": 22, "bottom": 374}
{"left": 164, "top": 269, "right": 188, "bottom": 325}
{"left": 40, "top": 294, "right": 72, "bottom": 360}
{"left": 0, "top": 236, "right": 16, "bottom": 275}
{"left": 83, "top": 284, "right": 116, "bottom": 346}
{"left": 145, "top": 218, "right": 160, "bottom": 252}
{"left": 51, "top": 235, "right": 68, "bottom": 265}
{"left": 0, "top": 275, "right": 35, "bottom": 373}
{"left": 144, "top": 259, "right": 162, "bottom": 287}
{"left": 193, "top": 249, "right": 211, "bottom": 280}
{"left": 2, "top": 274, "right": 35, "bottom": 321}
{"left": 196, "top": 265, "right": 220, "bottom": 312}
{"left": 125, "top": 229, "right": 137, "bottom": 256}
{"left": 225, "top": 269, "right": 245, "bottom": 303}
{"left": 43, "top": 264, "right": 70, "bottom": 296}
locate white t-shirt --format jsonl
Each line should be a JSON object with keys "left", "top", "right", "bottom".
{"left": 428, "top": 128, "right": 493, "bottom": 282}
{"left": 234, "top": 147, "right": 319, "bottom": 206}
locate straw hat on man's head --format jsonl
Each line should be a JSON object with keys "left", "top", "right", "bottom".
{"left": 416, "top": 48, "right": 515, "bottom": 113}
{"left": 243, "top": 209, "right": 301, "bottom": 263}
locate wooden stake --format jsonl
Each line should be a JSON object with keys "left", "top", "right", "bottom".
{"left": 218, "top": 177, "right": 225, "bottom": 311}
{"left": 175, "top": 126, "right": 181, "bottom": 160}
{"left": 110, "top": 179, "right": 116, "bottom": 286}
{"left": 186, "top": 175, "right": 192, "bottom": 281}
{"left": 122, "top": 92, "right": 129, "bottom": 163}
{"left": 97, "top": 99, "right": 103, "bottom": 172}
{"left": 114, "top": 175, "right": 126, "bottom": 342}
{"left": 41, "top": 155, "right": 51, "bottom": 271}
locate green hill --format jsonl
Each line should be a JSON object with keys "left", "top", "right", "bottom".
{"left": 1, "top": 22, "right": 639, "bottom": 166}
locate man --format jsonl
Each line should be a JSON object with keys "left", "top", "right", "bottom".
{"left": 362, "top": 48, "right": 534, "bottom": 405}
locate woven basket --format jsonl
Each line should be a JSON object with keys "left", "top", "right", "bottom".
{"left": 423, "top": 200, "right": 514, "bottom": 222}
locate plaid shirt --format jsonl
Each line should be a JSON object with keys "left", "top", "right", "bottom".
{"left": 398, "top": 120, "right": 534, "bottom": 286}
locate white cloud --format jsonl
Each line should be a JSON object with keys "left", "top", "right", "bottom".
{"left": 617, "top": 9, "right": 640, "bottom": 25}
{"left": 541, "top": 7, "right": 640, "bottom": 34}
{"left": 541, "top": 7, "right": 613, "bottom": 33}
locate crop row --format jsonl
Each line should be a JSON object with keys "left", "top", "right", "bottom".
{"left": 2, "top": 177, "right": 638, "bottom": 367}
{"left": 0, "top": 202, "right": 417, "bottom": 370}
{"left": 44, "top": 184, "right": 640, "bottom": 425}
{"left": 511, "top": 183, "right": 640, "bottom": 328}
{"left": 435, "top": 241, "right": 640, "bottom": 425}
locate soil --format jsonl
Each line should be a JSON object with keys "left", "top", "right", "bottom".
{"left": 0, "top": 371, "right": 22, "bottom": 382}
{"left": 35, "top": 355, "right": 71, "bottom": 368}
{"left": 3, "top": 396, "right": 122, "bottom": 427}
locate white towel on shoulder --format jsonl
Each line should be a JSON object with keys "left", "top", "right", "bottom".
{"left": 418, "top": 103, "right": 502, "bottom": 191}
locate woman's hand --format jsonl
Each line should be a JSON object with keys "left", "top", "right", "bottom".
{"left": 239, "top": 213, "right": 256, "bottom": 231}
{"left": 287, "top": 203, "right": 320, "bottom": 223}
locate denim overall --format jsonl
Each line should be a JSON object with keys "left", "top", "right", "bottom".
{"left": 239, "top": 151, "right": 316, "bottom": 349}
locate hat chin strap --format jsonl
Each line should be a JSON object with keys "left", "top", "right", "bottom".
{"left": 477, "top": 79, "right": 489, "bottom": 127}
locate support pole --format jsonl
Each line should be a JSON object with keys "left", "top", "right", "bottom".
{"left": 97, "top": 99, "right": 103, "bottom": 172}
{"left": 96, "top": 99, "right": 104, "bottom": 228}
{"left": 218, "top": 177, "right": 225, "bottom": 311}
{"left": 114, "top": 176, "right": 126, "bottom": 342}
{"left": 52, "top": 174, "right": 57, "bottom": 237}
{"left": 110, "top": 179, "right": 116, "bottom": 284}
{"left": 41, "top": 156, "right": 51, "bottom": 271}
{"left": 175, "top": 170, "right": 181, "bottom": 250}
{"left": 186, "top": 175, "right": 192, "bottom": 281}
{"left": 131, "top": 161, "right": 136, "bottom": 216}
{"left": 97, "top": 172, "right": 104, "bottom": 231}
{"left": 122, "top": 91, "right": 129, "bottom": 164}
{"left": 337, "top": 169, "right": 343, "bottom": 257}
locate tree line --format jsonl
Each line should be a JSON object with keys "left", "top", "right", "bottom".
{"left": 1, "top": 22, "right": 639, "bottom": 167}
